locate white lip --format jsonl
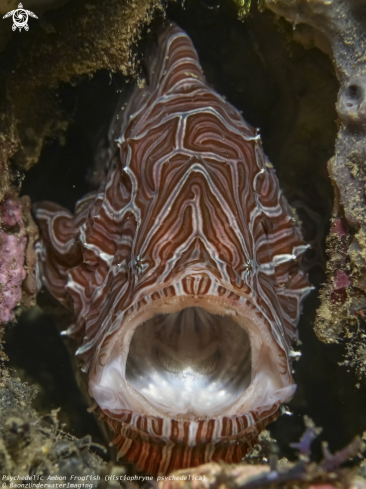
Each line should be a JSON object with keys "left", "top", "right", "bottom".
{"left": 88, "top": 291, "right": 295, "bottom": 425}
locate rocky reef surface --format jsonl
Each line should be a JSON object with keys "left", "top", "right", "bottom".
{"left": 262, "top": 0, "right": 366, "bottom": 378}
{"left": 1, "top": 0, "right": 366, "bottom": 485}
{"left": 0, "top": 195, "right": 38, "bottom": 324}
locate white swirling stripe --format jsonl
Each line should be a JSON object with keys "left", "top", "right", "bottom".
{"left": 34, "top": 23, "right": 312, "bottom": 473}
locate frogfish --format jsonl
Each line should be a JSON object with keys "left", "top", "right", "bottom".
{"left": 34, "top": 23, "right": 312, "bottom": 475}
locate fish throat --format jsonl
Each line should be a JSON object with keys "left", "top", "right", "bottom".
{"left": 126, "top": 307, "right": 252, "bottom": 417}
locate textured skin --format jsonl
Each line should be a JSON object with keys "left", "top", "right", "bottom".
{"left": 0, "top": 198, "right": 27, "bottom": 323}
{"left": 35, "top": 24, "right": 311, "bottom": 474}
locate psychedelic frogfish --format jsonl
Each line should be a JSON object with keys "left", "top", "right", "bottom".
{"left": 34, "top": 23, "right": 312, "bottom": 475}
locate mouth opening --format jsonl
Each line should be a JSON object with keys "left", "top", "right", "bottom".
{"left": 125, "top": 307, "right": 252, "bottom": 417}
{"left": 89, "top": 292, "right": 296, "bottom": 422}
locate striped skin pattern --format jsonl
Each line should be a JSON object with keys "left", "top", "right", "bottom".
{"left": 34, "top": 23, "right": 312, "bottom": 475}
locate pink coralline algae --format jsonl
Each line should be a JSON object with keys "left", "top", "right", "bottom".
{"left": 330, "top": 269, "right": 351, "bottom": 305}
{"left": 334, "top": 270, "right": 351, "bottom": 290}
{"left": 330, "top": 218, "right": 348, "bottom": 241}
{"left": 0, "top": 197, "right": 27, "bottom": 323}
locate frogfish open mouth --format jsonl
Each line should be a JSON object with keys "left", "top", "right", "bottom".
{"left": 34, "top": 23, "right": 312, "bottom": 475}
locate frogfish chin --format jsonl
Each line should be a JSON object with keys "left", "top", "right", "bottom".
{"left": 34, "top": 22, "right": 312, "bottom": 475}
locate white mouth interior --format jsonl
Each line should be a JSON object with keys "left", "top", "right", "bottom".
{"left": 89, "top": 298, "right": 296, "bottom": 421}
{"left": 125, "top": 307, "right": 252, "bottom": 416}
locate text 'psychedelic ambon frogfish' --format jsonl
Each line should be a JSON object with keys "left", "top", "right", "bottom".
{"left": 34, "top": 22, "right": 312, "bottom": 476}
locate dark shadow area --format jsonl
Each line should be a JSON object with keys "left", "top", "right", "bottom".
{"left": 20, "top": 70, "right": 126, "bottom": 210}
{"left": 4, "top": 306, "right": 107, "bottom": 450}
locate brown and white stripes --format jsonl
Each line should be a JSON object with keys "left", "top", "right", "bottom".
{"left": 34, "top": 22, "right": 311, "bottom": 474}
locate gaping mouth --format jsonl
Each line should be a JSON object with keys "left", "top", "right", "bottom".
{"left": 125, "top": 307, "right": 252, "bottom": 417}
{"left": 89, "top": 292, "right": 296, "bottom": 422}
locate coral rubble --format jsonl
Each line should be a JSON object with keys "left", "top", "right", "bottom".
{"left": 157, "top": 419, "right": 364, "bottom": 489}
{"left": 0, "top": 366, "right": 105, "bottom": 481}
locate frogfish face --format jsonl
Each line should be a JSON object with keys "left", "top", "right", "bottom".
{"left": 34, "top": 23, "right": 312, "bottom": 475}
